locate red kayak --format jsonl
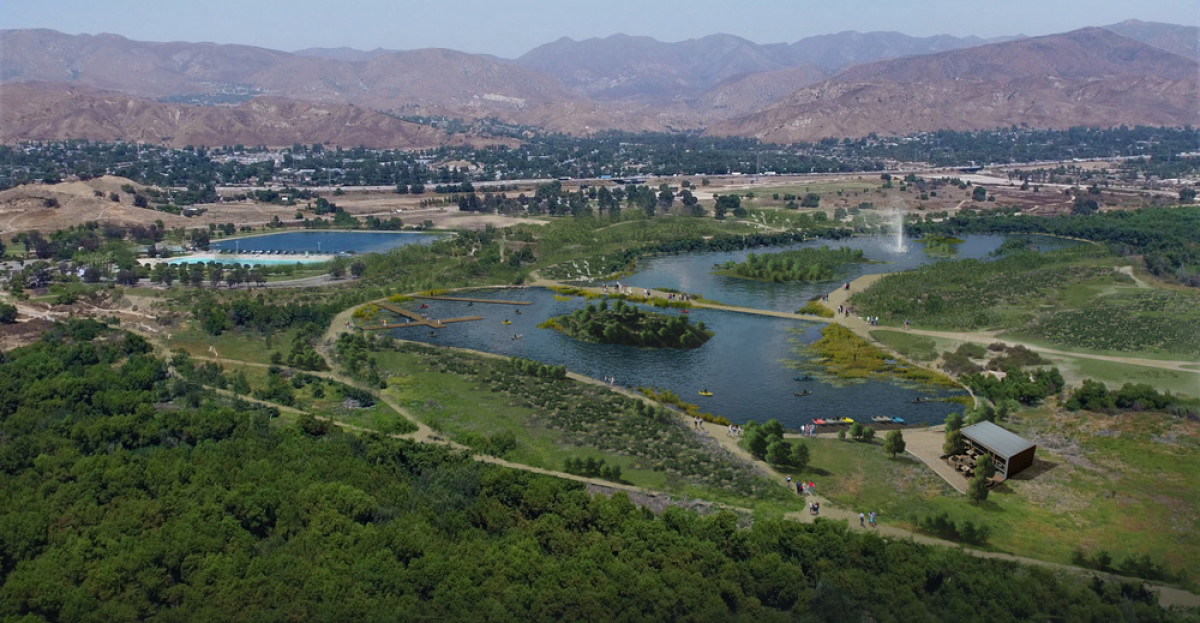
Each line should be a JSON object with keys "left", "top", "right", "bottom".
{"left": 681, "top": 309, "right": 689, "bottom": 314}
{"left": 812, "top": 418, "right": 827, "bottom": 425}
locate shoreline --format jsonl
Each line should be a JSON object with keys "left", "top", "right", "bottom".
{"left": 144, "top": 252, "right": 335, "bottom": 265}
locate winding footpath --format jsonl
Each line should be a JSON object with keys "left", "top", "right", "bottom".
{"left": 169, "top": 271, "right": 1200, "bottom": 609}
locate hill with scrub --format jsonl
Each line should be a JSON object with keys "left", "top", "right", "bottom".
{"left": 2, "top": 24, "right": 1196, "bottom": 143}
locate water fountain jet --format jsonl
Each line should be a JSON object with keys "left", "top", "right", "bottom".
{"left": 890, "top": 205, "right": 907, "bottom": 253}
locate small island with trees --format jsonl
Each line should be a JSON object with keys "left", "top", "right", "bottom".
{"left": 540, "top": 298, "right": 713, "bottom": 348}
{"left": 713, "top": 246, "right": 870, "bottom": 282}
{"left": 918, "top": 234, "right": 966, "bottom": 256}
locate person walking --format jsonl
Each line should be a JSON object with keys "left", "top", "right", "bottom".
{"left": 869, "top": 511, "right": 876, "bottom": 527}
{"left": 859, "top": 513, "right": 865, "bottom": 527}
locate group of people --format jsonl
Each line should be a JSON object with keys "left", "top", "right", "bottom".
{"left": 603, "top": 375, "right": 617, "bottom": 386}
{"left": 601, "top": 282, "right": 635, "bottom": 296}
{"left": 799, "top": 423, "right": 817, "bottom": 437}
{"left": 726, "top": 424, "right": 743, "bottom": 438}
{"left": 665, "top": 292, "right": 690, "bottom": 302}
{"left": 858, "top": 512, "right": 878, "bottom": 528}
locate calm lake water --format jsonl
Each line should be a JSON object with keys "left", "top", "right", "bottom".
{"left": 385, "top": 288, "right": 964, "bottom": 430}
{"left": 381, "top": 233, "right": 1072, "bottom": 430}
{"left": 212, "top": 231, "right": 440, "bottom": 254}
{"left": 618, "top": 234, "right": 1078, "bottom": 313}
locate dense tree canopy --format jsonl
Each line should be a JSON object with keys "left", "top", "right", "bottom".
{"left": 542, "top": 298, "right": 713, "bottom": 348}
{"left": 0, "top": 322, "right": 1187, "bottom": 622}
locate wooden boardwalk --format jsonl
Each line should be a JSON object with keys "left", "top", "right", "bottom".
{"left": 413, "top": 295, "right": 532, "bottom": 305}
{"left": 364, "top": 301, "right": 483, "bottom": 331}
{"left": 359, "top": 316, "right": 483, "bottom": 331}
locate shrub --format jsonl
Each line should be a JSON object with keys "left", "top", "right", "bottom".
{"left": 955, "top": 342, "right": 987, "bottom": 359}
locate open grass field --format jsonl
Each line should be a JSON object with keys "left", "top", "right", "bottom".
{"left": 170, "top": 326, "right": 301, "bottom": 365}
{"left": 805, "top": 409, "right": 1200, "bottom": 586}
{"left": 869, "top": 328, "right": 956, "bottom": 362}
{"left": 803, "top": 435, "right": 956, "bottom": 521}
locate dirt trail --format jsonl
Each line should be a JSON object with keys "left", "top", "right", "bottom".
{"left": 899, "top": 327, "right": 1198, "bottom": 373}
{"left": 186, "top": 334, "right": 1198, "bottom": 610}
{"left": 822, "top": 273, "right": 1197, "bottom": 374}
{"left": 157, "top": 274, "right": 1200, "bottom": 608}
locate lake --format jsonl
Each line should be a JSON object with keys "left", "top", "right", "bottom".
{"left": 379, "top": 233, "right": 1070, "bottom": 430}
{"left": 618, "top": 233, "right": 1078, "bottom": 313}
{"left": 383, "top": 287, "right": 965, "bottom": 431}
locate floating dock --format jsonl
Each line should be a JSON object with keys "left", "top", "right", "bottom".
{"left": 413, "top": 295, "right": 532, "bottom": 305}
{"left": 358, "top": 316, "right": 483, "bottom": 331}
{"left": 363, "top": 301, "right": 484, "bottom": 331}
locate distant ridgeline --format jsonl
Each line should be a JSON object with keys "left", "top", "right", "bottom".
{"left": 713, "top": 246, "right": 870, "bottom": 282}
{"left": 540, "top": 299, "right": 712, "bottom": 348}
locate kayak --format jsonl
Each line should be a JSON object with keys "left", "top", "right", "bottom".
{"left": 891, "top": 417, "right": 905, "bottom": 424}
{"left": 794, "top": 376, "right": 814, "bottom": 381}
{"left": 698, "top": 390, "right": 713, "bottom": 397}
{"left": 872, "top": 416, "right": 893, "bottom": 423}
{"left": 812, "top": 418, "right": 827, "bottom": 425}
{"left": 794, "top": 391, "right": 812, "bottom": 397}
{"left": 502, "top": 320, "right": 512, "bottom": 325}
{"left": 840, "top": 417, "right": 855, "bottom": 424}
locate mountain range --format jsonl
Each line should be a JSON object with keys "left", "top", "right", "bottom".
{"left": 1, "top": 20, "right": 1196, "bottom": 147}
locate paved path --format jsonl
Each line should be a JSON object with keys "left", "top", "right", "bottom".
{"left": 902, "top": 427, "right": 969, "bottom": 494}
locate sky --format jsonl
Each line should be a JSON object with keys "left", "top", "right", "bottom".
{"left": 2, "top": 0, "right": 1197, "bottom": 58}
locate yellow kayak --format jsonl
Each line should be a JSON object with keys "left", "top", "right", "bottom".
{"left": 698, "top": 390, "right": 713, "bottom": 397}
{"left": 502, "top": 320, "right": 512, "bottom": 325}
{"left": 840, "top": 417, "right": 854, "bottom": 424}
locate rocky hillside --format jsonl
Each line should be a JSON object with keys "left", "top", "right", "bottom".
{"left": 1, "top": 24, "right": 1195, "bottom": 145}
{"left": 705, "top": 28, "right": 1200, "bottom": 143}
{"left": 0, "top": 83, "right": 468, "bottom": 149}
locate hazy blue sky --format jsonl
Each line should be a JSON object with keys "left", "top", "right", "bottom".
{"left": 3, "top": 0, "right": 1196, "bottom": 58}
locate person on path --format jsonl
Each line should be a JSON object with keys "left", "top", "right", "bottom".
{"left": 795, "top": 481, "right": 802, "bottom": 494}
{"left": 869, "top": 511, "right": 876, "bottom": 527}
{"left": 859, "top": 513, "right": 865, "bottom": 527}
